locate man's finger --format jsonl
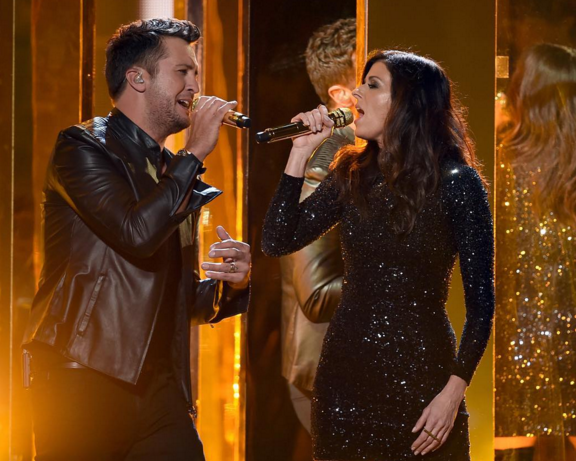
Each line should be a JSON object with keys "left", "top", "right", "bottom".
{"left": 210, "top": 240, "right": 250, "bottom": 253}
{"left": 219, "top": 100, "right": 238, "bottom": 113}
{"left": 208, "top": 248, "right": 241, "bottom": 259}
{"left": 204, "top": 271, "right": 246, "bottom": 283}
{"left": 216, "top": 225, "right": 232, "bottom": 241}
{"left": 201, "top": 262, "right": 245, "bottom": 273}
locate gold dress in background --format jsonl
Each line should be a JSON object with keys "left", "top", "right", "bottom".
{"left": 495, "top": 155, "right": 576, "bottom": 437}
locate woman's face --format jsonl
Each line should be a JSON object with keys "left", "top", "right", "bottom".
{"left": 352, "top": 61, "right": 392, "bottom": 146}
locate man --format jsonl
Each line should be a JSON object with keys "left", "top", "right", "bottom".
{"left": 280, "top": 17, "right": 356, "bottom": 434}
{"left": 22, "top": 18, "right": 250, "bottom": 460}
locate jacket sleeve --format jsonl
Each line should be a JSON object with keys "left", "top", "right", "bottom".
{"left": 288, "top": 149, "right": 344, "bottom": 323}
{"left": 442, "top": 165, "right": 495, "bottom": 385}
{"left": 189, "top": 213, "right": 249, "bottom": 325}
{"left": 290, "top": 230, "right": 343, "bottom": 323}
{"left": 50, "top": 128, "right": 210, "bottom": 259}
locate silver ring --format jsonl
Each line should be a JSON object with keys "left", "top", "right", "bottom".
{"left": 229, "top": 261, "right": 237, "bottom": 274}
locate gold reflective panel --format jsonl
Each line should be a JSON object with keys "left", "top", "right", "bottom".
{"left": 494, "top": 1, "right": 576, "bottom": 460}
{"left": 193, "top": 1, "right": 246, "bottom": 460}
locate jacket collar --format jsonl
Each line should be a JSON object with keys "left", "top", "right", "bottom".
{"left": 107, "top": 107, "right": 166, "bottom": 171}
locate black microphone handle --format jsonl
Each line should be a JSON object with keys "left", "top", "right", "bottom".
{"left": 255, "top": 121, "right": 311, "bottom": 143}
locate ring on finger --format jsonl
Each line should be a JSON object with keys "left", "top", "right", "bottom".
{"left": 229, "top": 261, "right": 238, "bottom": 274}
{"left": 423, "top": 428, "right": 441, "bottom": 442}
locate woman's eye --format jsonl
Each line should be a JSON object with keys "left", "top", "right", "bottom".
{"left": 368, "top": 83, "right": 377, "bottom": 89}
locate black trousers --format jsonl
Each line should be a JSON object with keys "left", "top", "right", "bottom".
{"left": 31, "top": 364, "right": 204, "bottom": 461}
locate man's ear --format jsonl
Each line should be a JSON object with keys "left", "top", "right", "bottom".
{"left": 125, "top": 67, "right": 147, "bottom": 93}
{"left": 327, "top": 84, "right": 355, "bottom": 108}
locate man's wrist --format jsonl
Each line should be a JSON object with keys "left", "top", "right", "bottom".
{"left": 178, "top": 148, "right": 206, "bottom": 164}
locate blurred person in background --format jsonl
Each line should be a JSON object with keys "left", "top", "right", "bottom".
{"left": 280, "top": 17, "right": 356, "bottom": 437}
{"left": 495, "top": 43, "right": 576, "bottom": 461}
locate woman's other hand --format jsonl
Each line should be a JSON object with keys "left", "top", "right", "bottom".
{"left": 410, "top": 375, "right": 467, "bottom": 455}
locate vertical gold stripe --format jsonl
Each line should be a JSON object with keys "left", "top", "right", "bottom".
{"left": 493, "top": 0, "right": 498, "bottom": 446}
{"left": 236, "top": 1, "right": 248, "bottom": 458}
{"left": 79, "top": 0, "right": 83, "bottom": 123}
{"left": 8, "top": 0, "right": 16, "bottom": 456}
{"left": 356, "top": 0, "right": 367, "bottom": 84}
{"left": 356, "top": 0, "right": 367, "bottom": 148}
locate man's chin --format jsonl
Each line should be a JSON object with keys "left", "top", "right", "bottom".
{"left": 170, "top": 118, "right": 191, "bottom": 135}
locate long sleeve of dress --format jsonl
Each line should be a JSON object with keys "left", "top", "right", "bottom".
{"left": 262, "top": 172, "right": 343, "bottom": 257}
{"left": 442, "top": 165, "right": 495, "bottom": 385}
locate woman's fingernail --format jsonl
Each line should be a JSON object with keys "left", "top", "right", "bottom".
{"left": 209, "top": 251, "right": 215, "bottom": 257}
{"left": 201, "top": 263, "right": 209, "bottom": 269}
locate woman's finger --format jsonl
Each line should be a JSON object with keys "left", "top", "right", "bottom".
{"left": 419, "top": 425, "right": 443, "bottom": 455}
{"left": 416, "top": 433, "right": 438, "bottom": 455}
{"left": 290, "top": 112, "right": 309, "bottom": 126}
{"left": 310, "top": 108, "right": 324, "bottom": 131}
{"left": 412, "top": 408, "right": 429, "bottom": 433}
{"left": 318, "top": 105, "right": 333, "bottom": 127}
{"left": 411, "top": 424, "right": 434, "bottom": 452}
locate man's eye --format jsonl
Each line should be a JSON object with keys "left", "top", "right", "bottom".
{"left": 178, "top": 70, "right": 187, "bottom": 75}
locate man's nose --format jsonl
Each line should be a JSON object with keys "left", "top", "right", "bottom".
{"left": 187, "top": 77, "right": 200, "bottom": 94}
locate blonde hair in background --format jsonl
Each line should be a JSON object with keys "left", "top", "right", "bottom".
{"left": 305, "top": 18, "right": 356, "bottom": 105}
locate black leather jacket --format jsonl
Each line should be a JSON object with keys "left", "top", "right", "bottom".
{"left": 23, "top": 108, "right": 249, "bottom": 409}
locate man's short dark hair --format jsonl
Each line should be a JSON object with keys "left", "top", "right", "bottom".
{"left": 305, "top": 18, "right": 356, "bottom": 105}
{"left": 105, "top": 18, "right": 201, "bottom": 100}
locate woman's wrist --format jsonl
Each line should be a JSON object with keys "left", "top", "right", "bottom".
{"left": 284, "top": 147, "right": 313, "bottom": 177}
{"left": 444, "top": 375, "right": 467, "bottom": 401}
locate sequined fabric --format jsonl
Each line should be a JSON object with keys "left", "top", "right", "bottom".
{"left": 262, "top": 160, "right": 495, "bottom": 460}
{"left": 495, "top": 160, "right": 576, "bottom": 437}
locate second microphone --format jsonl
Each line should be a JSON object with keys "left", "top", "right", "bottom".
{"left": 255, "top": 108, "right": 353, "bottom": 144}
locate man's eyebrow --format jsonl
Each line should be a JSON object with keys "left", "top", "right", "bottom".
{"left": 176, "top": 63, "right": 196, "bottom": 70}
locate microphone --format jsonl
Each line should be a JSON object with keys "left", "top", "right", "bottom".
{"left": 223, "top": 111, "right": 251, "bottom": 129}
{"left": 255, "top": 108, "right": 353, "bottom": 144}
{"left": 191, "top": 98, "right": 251, "bottom": 129}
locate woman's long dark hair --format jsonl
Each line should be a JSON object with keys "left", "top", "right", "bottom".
{"left": 331, "top": 50, "right": 482, "bottom": 235}
{"left": 502, "top": 43, "right": 576, "bottom": 224}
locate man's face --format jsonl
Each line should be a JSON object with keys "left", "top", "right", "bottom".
{"left": 145, "top": 36, "right": 200, "bottom": 137}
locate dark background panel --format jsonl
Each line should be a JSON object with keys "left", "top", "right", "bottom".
{"left": 246, "top": 2, "right": 355, "bottom": 460}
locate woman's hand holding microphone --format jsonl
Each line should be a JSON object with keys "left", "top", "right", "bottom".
{"left": 285, "top": 105, "right": 335, "bottom": 177}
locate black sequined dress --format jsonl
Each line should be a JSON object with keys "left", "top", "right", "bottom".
{"left": 262, "top": 160, "right": 495, "bottom": 460}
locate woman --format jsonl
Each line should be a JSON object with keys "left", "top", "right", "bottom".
{"left": 262, "top": 50, "right": 494, "bottom": 460}
{"left": 495, "top": 43, "right": 576, "bottom": 461}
